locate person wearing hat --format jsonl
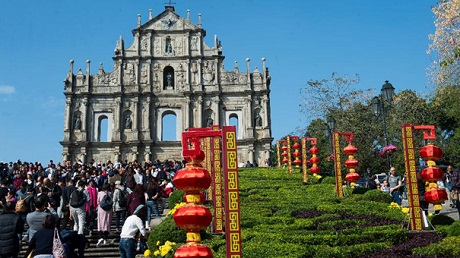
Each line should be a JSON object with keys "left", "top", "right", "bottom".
{"left": 119, "top": 204, "right": 148, "bottom": 258}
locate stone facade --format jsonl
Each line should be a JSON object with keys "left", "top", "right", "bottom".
{"left": 60, "top": 6, "right": 273, "bottom": 165}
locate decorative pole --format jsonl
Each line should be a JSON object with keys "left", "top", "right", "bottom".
{"left": 173, "top": 134, "right": 213, "bottom": 257}
{"left": 301, "top": 137, "right": 308, "bottom": 183}
{"left": 286, "top": 136, "right": 293, "bottom": 174}
{"left": 276, "top": 140, "right": 282, "bottom": 168}
{"left": 332, "top": 132, "right": 358, "bottom": 197}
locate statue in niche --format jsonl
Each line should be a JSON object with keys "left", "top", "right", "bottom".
{"left": 74, "top": 114, "right": 81, "bottom": 130}
{"left": 166, "top": 72, "right": 173, "bottom": 87}
{"left": 165, "top": 37, "right": 173, "bottom": 54}
{"left": 254, "top": 112, "right": 262, "bottom": 127}
{"left": 205, "top": 114, "right": 213, "bottom": 127}
{"left": 125, "top": 114, "right": 132, "bottom": 129}
{"left": 191, "top": 37, "right": 198, "bottom": 50}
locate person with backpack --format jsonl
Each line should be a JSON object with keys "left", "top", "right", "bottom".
{"left": 96, "top": 184, "right": 113, "bottom": 247}
{"left": 70, "top": 180, "right": 89, "bottom": 235}
{"left": 86, "top": 179, "right": 98, "bottom": 236}
{"left": 113, "top": 180, "right": 127, "bottom": 233}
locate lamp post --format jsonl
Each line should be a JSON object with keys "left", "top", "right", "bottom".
{"left": 371, "top": 80, "right": 395, "bottom": 170}
{"left": 324, "top": 115, "right": 336, "bottom": 153}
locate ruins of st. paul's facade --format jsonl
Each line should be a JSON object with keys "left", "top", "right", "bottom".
{"left": 61, "top": 6, "right": 273, "bottom": 165}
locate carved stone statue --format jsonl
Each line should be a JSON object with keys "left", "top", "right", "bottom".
{"left": 74, "top": 114, "right": 81, "bottom": 130}
{"left": 166, "top": 72, "right": 173, "bottom": 87}
{"left": 206, "top": 115, "right": 213, "bottom": 127}
{"left": 254, "top": 112, "right": 262, "bottom": 127}
{"left": 125, "top": 114, "right": 132, "bottom": 129}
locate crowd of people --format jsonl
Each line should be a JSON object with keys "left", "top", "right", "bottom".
{"left": 366, "top": 165, "right": 460, "bottom": 217}
{"left": 0, "top": 158, "right": 181, "bottom": 258}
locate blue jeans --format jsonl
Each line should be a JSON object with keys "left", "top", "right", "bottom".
{"left": 391, "top": 191, "right": 401, "bottom": 206}
{"left": 119, "top": 238, "right": 136, "bottom": 258}
{"left": 146, "top": 200, "right": 160, "bottom": 226}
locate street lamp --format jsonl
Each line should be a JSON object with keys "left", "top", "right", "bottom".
{"left": 371, "top": 80, "right": 395, "bottom": 169}
{"left": 324, "top": 115, "right": 336, "bottom": 153}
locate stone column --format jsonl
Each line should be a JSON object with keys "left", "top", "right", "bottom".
{"left": 64, "top": 98, "right": 71, "bottom": 131}
{"left": 81, "top": 98, "right": 88, "bottom": 141}
{"left": 196, "top": 96, "right": 203, "bottom": 128}
{"left": 185, "top": 99, "right": 191, "bottom": 130}
{"left": 114, "top": 98, "right": 122, "bottom": 141}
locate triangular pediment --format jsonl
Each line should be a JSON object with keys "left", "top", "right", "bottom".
{"left": 136, "top": 8, "right": 200, "bottom": 32}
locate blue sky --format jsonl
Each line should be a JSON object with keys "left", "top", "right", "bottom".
{"left": 0, "top": 0, "right": 437, "bottom": 164}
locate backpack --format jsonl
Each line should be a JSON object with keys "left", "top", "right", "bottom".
{"left": 70, "top": 189, "right": 85, "bottom": 208}
{"left": 15, "top": 195, "right": 32, "bottom": 213}
{"left": 117, "top": 189, "right": 127, "bottom": 208}
{"left": 99, "top": 193, "right": 113, "bottom": 211}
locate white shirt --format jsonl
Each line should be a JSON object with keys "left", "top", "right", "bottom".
{"left": 120, "top": 214, "right": 147, "bottom": 239}
{"left": 134, "top": 172, "right": 143, "bottom": 185}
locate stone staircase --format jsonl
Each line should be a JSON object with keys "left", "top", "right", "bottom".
{"left": 18, "top": 211, "right": 168, "bottom": 258}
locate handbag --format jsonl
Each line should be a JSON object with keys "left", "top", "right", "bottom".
{"left": 451, "top": 189, "right": 459, "bottom": 201}
{"left": 135, "top": 237, "right": 147, "bottom": 254}
{"left": 53, "top": 228, "right": 67, "bottom": 258}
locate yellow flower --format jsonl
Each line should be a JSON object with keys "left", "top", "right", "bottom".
{"left": 167, "top": 202, "right": 186, "bottom": 216}
{"left": 401, "top": 207, "right": 410, "bottom": 214}
{"left": 156, "top": 241, "right": 160, "bottom": 246}
{"left": 144, "top": 249, "right": 151, "bottom": 257}
{"left": 153, "top": 250, "right": 160, "bottom": 256}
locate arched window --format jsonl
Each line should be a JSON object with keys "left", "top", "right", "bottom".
{"left": 98, "top": 116, "right": 109, "bottom": 142}
{"left": 162, "top": 111, "right": 177, "bottom": 141}
{"left": 163, "top": 66, "right": 175, "bottom": 89}
{"left": 229, "top": 114, "right": 239, "bottom": 139}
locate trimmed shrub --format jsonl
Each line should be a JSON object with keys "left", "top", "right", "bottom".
{"left": 412, "top": 236, "right": 460, "bottom": 257}
{"left": 447, "top": 220, "right": 460, "bottom": 237}
{"left": 362, "top": 189, "right": 392, "bottom": 203}
{"left": 167, "top": 189, "right": 184, "bottom": 208}
{"left": 321, "top": 176, "right": 336, "bottom": 184}
{"left": 430, "top": 214, "right": 455, "bottom": 226}
{"left": 148, "top": 215, "right": 185, "bottom": 247}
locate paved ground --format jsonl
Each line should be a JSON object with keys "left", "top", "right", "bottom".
{"left": 401, "top": 198, "right": 459, "bottom": 221}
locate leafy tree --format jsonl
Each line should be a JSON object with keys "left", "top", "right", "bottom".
{"left": 428, "top": 0, "right": 460, "bottom": 88}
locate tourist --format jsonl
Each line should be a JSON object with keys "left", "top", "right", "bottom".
{"left": 387, "top": 167, "right": 402, "bottom": 205}
{"left": 113, "top": 180, "right": 127, "bottom": 232}
{"left": 119, "top": 204, "right": 148, "bottom": 258}
{"left": 70, "top": 180, "right": 89, "bottom": 235}
{"left": 86, "top": 179, "right": 98, "bottom": 235}
{"left": 126, "top": 184, "right": 145, "bottom": 216}
{"left": 61, "top": 179, "right": 76, "bottom": 230}
{"left": 96, "top": 184, "right": 113, "bottom": 247}
{"left": 380, "top": 180, "right": 390, "bottom": 194}
{"left": 445, "top": 165, "right": 456, "bottom": 208}
{"left": 24, "top": 215, "right": 59, "bottom": 258}
{"left": 0, "top": 201, "right": 24, "bottom": 258}
{"left": 450, "top": 168, "right": 460, "bottom": 217}
{"left": 26, "top": 196, "right": 58, "bottom": 241}
{"left": 145, "top": 180, "right": 160, "bottom": 228}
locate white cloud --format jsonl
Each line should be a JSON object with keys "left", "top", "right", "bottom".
{"left": 0, "top": 85, "right": 15, "bottom": 95}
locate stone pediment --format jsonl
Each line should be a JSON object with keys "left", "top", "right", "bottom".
{"left": 137, "top": 9, "right": 199, "bottom": 32}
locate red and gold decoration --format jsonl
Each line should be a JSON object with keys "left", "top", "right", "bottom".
{"left": 173, "top": 126, "right": 242, "bottom": 257}
{"left": 280, "top": 140, "right": 289, "bottom": 165}
{"left": 402, "top": 124, "right": 447, "bottom": 230}
{"left": 332, "top": 132, "right": 356, "bottom": 197}
{"left": 291, "top": 136, "right": 302, "bottom": 167}
{"left": 301, "top": 137, "right": 308, "bottom": 183}
{"left": 286, "top": 136, "right": 293, "bottom": 174}
{"left": 173, "top": 136, "right": 213, "bottom": 258}
{"left": 276, "top": 140, "right": 282, "bottom": 168}
{"left": 343, "top": 143, "right": 360, "bottom": 183}
{"left": 309, "top": 144, "right": 320, "bottom": 175}
{"left": 418, "top": 135, "right": 447, "bottom": 214}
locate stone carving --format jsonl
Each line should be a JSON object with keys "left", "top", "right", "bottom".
{"left": 110, "top": 62, "right": 120, "bottom": 84}
{"left": 239, "top": 74, "right": 247, "bottom": 83}
{"left": 74, "top": 113, "right": 81, "bottom": 130}
{"left": 141, "top": 36, "right": 149, "bottom": 51}
{"left": 176, "top": 64, "right": 186, "bottom": 91}
{"left": 154, "top": 39, "right": 161, "bottom": 55}
{"left": 176, "top": 39, "right": 183, "bottom": 55}
{"left": 205, "top": 114, "right": 213, "bottom": 127}
{"left": 125, "top": 114, "right": 132, "bottom": 129}
{"left": 124, "top": 63, "right": 136, "bottom": 84}
{"left": 153, "top": 64, "right": 161, "bottom": 93}
{"left": 165, "top": 37, "right": 173, "bottom": 55}
{"left": 140, "top": 64, "right": 148, "bottom": 84}
{"left": 254, "top": 112, "right": 262, "bottom": 127}
{"left": 203, "top": 61, "right": 215, "bottom": 84}
{"left": 191, "top": 62, "right": 198, "bottom": 84}
{"left": 191, "top": 36, "right": 198, "bottom": 51}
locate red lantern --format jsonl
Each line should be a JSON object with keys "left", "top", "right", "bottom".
{"left": 309, "top": 146, "right": 319, "bottom": 155}
{"left": 344, "top": 159, "right": 359, "bottom": 169}
{"left": 420, "top": 167, "right": 444, "bottom": 183}
{"left": 310, "top": 165, "right": 320, "bottom": 174}
{"left": 419, "top": 143, "right": 443, "bottom": 161}
{"left": 309, "top": 156, "right": 320, "bottom": 164}
{"left": 281, "top": 145, "right": 288, "bottom": 151}
{"left": 292, "top": 142, "right": 301, "bottom": 149}
{"left": 345, "top": 172, "right": 360, "bottom": 183}
{"left": 173, "top": 164, "right": 212, "bottom": 193}
{"left": 343, "top": 144, "right": 358, "bottom": 155}
{"left": 174, "top": 205, "right": 212, "bottom": 231}
{"left": 424, "top": 189, "right": 448, "bottom": 204}
{"left": 293, "top": 159, "right": 302, "bottom": 166}
{"left": 174, "top": 244, "right": 213, "bottom": 258}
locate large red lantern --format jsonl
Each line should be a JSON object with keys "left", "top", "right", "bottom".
{"left": 292, "top": 140, "right": 302, "bottom": 167}
{"left": 345, "top": 172, "right": 360, "bottom": 183}
{"left": 419, "top": 143, "right": 443, "bottom": 161}
{"left": 420, "top": 167, "right": 444, "bottom": 183}
{"left": 309, "top": 145, "right": 320, "bottom": 174}
{"left": 344, "top": 144, "right": 360, "bottom": 183}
